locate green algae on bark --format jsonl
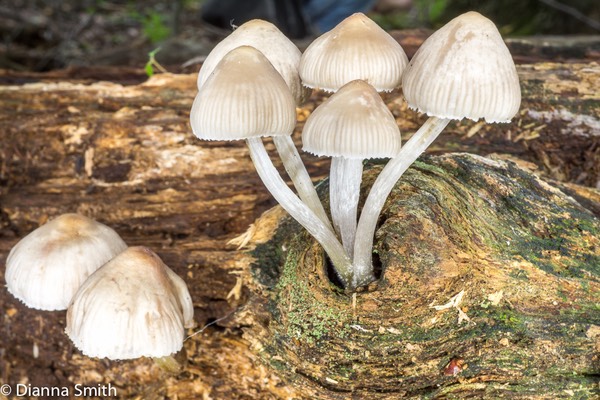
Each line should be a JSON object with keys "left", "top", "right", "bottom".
{"left": 245, "top": 153, "right": 600, "bottom": 399}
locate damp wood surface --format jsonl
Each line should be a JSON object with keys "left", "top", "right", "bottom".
{"left": 0, "top": 57, "right": 598, "bottom": 399}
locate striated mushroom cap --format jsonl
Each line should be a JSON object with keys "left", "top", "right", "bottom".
{"left": 5, "top": 213, "right": 127, "bottom": 311}
{"left": 197, "top": 19, "right": 310, "bottom": 105}
{"left": 299, "top": 13, "right": 408, "bottom": 92}
{"left": 302, "top": 80, "right": 401, "bottom": 159}
{"left": 402, "top": 11, "right": 521, "bottom": 123}
{"left": 190, "top": 45, "right": 297, "bottom": 141}
{"left": 66, "top": 246, "right": 194, "bottom": 360}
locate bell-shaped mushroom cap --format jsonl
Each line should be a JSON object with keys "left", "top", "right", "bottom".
{"left": 5, "top": 213, "right": 127, "bottom": 311}
{"left": 65, "top": 246, "right": 194, "bottom": 360}
{"left": 190, "top": 45, "right": 297, "bottom": 141}
{"left": 299, "top": 13, "right": 408, "bottom": 92}
{"left": 302, "top": 80, "right": 401, "bottom": 159}
{"left": 197, "top": 19, "right": 310, "bottom": 105}
{"left": 402, "top": 11, "right": 521, "bottom": 123}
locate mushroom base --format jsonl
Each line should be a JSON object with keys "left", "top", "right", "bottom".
{"left": 242, "top": 153, "right": 600, "bottom": 398}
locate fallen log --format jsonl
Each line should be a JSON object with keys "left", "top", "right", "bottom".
{"left": 0, "top": 58, "right": 598, "bottom": 398}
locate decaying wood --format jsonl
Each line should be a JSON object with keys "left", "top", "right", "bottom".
{"left": 0, "top": 74, "right": 299, "bottom": 399}
{"left": 0, "top": 58, "right": 598, "bottom": 399}
{"left": 241, "top": 154, "right": 599, "bottom": 398}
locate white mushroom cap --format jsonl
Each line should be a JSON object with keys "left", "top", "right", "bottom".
{"left": 402, "top": 11, "right": 521, "bottom": 123}
{"left": 299, "top": 13, "right": 408, "bottom": 92}
{"left": 190, "top": 45, "right": 297, "bottom": 141}
{"left": 197, "top": 19, "right": 310, "bottom": 105}
{"left": 5, "top": 213, "right": 127, "bottom": 311}
{"left": 66, "top": 246, "right": 194, "bottom": 360}
{"left": 302, "top": 80, "right": 401, "bottom": 159}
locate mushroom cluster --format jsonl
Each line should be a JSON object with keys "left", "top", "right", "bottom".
{"left": 5, "top": 213, "right": 194, "bottom": 363}
{"left": 190, "top": 12, "right": 521, "bottom": 291}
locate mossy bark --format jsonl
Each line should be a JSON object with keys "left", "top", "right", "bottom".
{"left": 243, "top": 153, "right": 600, "bottom": 399}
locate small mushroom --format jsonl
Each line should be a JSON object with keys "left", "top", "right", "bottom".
{"left": 352, "top": 11, "right": 521, "bottom": 286}
{"left": 302, "top": 80, "right": 401, "bottom": 259}
{"left": 402, "top": 11, "right": 521, "bottom": 123}
{"left": 196, "top": 19, "right": 309, "bottom": 105}
{"left": 190, "top": 46, "right": 353, "bottom": 286}
{"left": 65, "top": 246, "right": 194, "bottom": 360}
{"left": 191, "top": 46, "right": 296, "bottom": 141}
{"left": 196, "top": 40, "right": 330, "bottom": 227}
{"left": 5, "top": 213, "right": 127, "bottom": 311}
{"left": 299, "top": 12, "right": 408, "bottom": 92}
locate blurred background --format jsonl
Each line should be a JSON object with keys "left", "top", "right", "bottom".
{"left": 1, "top": 0, "right": 599, "bottom": 74}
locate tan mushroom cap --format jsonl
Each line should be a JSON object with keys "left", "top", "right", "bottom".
{"left": 66, "top": 246, "right": 194, "bottom": 360}
{"left": 190, "top": 45, "right": 297, "bottom": 141}
{"left": 197, "top": 19, "right": 310, "bottom": 105}
{"left": 5, "top": 213, "right": 127, "bottom": 311}
{"left": 302, "top": 80, "right": 401, "bottom": 159}
{"left": 299, "top": 13, "right": 408, "bottom": 92}
{"left": 402, "top": 11, "right": 521, "bottom": 123}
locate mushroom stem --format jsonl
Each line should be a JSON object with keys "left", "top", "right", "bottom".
{"left": 246, "top": 137, "right": 354, "bottom": 287}
{"left": 330, "top": 157, "right": 363, "bottom": 259}
{"left": 353, "top": 117, "right": 451, "bottom": 287}
{"left": 273, "top": 135, "right": 333, "bottom": 230}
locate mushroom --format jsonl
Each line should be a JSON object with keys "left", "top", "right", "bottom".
{"left": 352, "top": 11, "right": 521, "bottom": 286}
{"left": 195, "top": 21, "right": 327, "bottom": 226}
{"left": 302, "top": 80, "right": 401, "bottom": 258}
{"left": 402, "top": 11, "right": 521, "bottom": 123}
{"left": 5, "top": 213, "right": 127, "bottom": 311}
{"left": 299, "top": 12, "right": 408, "bottom": 92}
{"left": 65, "top": 246, "right": 194, "bottom": 360}
{"left": 190, "top": 45, "right": 353, "bottom": 286}
{"left": 196, "top": 19, "right": 309, "bottom": 105}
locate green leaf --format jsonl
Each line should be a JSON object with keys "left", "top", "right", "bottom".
{"left": 145, "top": 62, "right": 154, "bottom": 77}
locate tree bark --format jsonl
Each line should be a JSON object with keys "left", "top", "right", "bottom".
{"left": 0, "top": 59, "right": 598, "bottom": 398}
